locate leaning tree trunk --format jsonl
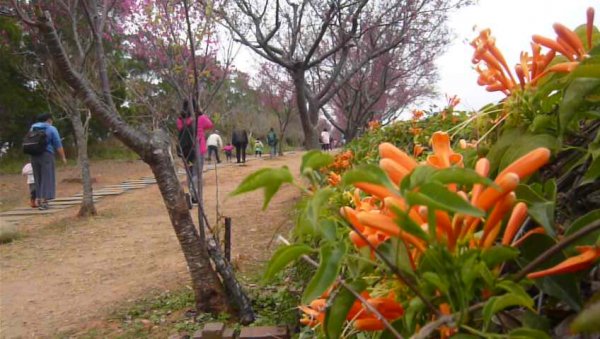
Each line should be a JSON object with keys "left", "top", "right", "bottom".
{"left": 35, "top": 12, "right": 231, "bottom": 315}
{"left": 148, "top": 131, "right": 230, "bottom": 312}
{"left": 69, "top": 109, "right": 96, "bottom": 217}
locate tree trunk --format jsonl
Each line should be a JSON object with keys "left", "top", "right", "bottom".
{"left": 69, "top": 109, "right": 97, "bottom": 217}
{"left": 291, "top": 69, "right": 320, "bottom": 149}
{"left": 148, "top": 131, "right": 229, "bottom": 313}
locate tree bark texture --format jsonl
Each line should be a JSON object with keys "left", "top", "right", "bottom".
{"left": 147, "top": 131, "right": 229, "bottom": 313}
{"left": 69, "top": 109, "right": 97, "bottom": 217}
{"left": 291, "top": 69, "right": 319, "bottom": 149}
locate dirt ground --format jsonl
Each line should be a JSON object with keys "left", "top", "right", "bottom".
{"left": 0, "top": 153, "right": 302, "bottom": 338}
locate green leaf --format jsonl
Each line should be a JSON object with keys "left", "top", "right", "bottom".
{"left": 571, "top": 299, "right": 600, "bottom": 333}
{"left": 324, "top": 279, "right": 367, "bottom": 339}
{"left": 487, "top": 129, "right": 523, "bottom": 175}
{"left": 342, "top": 164, "right": 393, "bottom": 188}
{"left": 508, "top": 327, "right": 551, "bottom": 339}
{"left": 403, "top": 297, "right": 425, "bottom": 335}
{"left": 515, "top": 184, "right": 556, "bottom": 237}
{"left": 378, "top": 238, "right": 416, "bottom": 276}
{"left": 559, "top": 78, "right": 600, "bottom": 135}
{"left": 231, "top": 167, "right": 293, "bottom": 210}
{"left": 301, "top": 150, "right": 334, "bottom": 174}
{"left": 563, "top": 209, "right": 600, "bottom": 254}
{"left": 451, "top": 335, "right": 480, "bottom": 339}
{"left": 520, "top": 310, "right": 550, "bottom": 332}
{"left": 481, "top": 246, "right": 520, "bottom": 268}
{"left": 391, "top": 206, "right": 429, "bottom": 242}
{"left": 422, "top": 272, "right": 449, "bottom": 295}
{"left": 495, "top": 281, "right": 530, "bottom": 299}
{"left": 400, "top": 165, "right": 436, "bottom": 192}
{"left": 319, "top": 219, "right": 338, "bottom": 242}
{"left": 517, "top": 233, "right": 583, "bottom": 310}
{"left": 305, "top": 188, "right": 334, "bottom": 233}
{"left": 581, "top": 130, "right": 600, "bottom": 185}
{"left": 406, "top": 182, "right": 484, "bottom": 217}
{"left": 482, "top": 293, "right": 534, "bottom": 331}
{"left": 302, "top": 242, "right": 347, "bottom": 304}
{"left": 429, "top": 167, "right": 494, "bottom": 187}
{"left": 263, "top": 244, "right": 313, "bottom": 282}
{"left": 581, "top": 156, "right": 600, "bottom": 185}
{"left": 497, "top": 134, "right": 558, "bottom": 175}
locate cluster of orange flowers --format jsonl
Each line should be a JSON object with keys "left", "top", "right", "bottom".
{"left": 441, "top": 94, "right": 461, "bottom": 120}
{"left": 326, "top": 150, "right": 353, "bottom": 186}
{"left": 472, "top": 7, "right": 596, "bottom": 94}
{"left": 310, "top": 131, "right": 599, "bottom": 332}
{"left": 368, "top": 120, "right": 382, "bottom": 131}
{"left": 300, "top": 290, "right": 404, "bottom": 331}
{"left": 409, "top": 109, "right": 425, "bottom": 159}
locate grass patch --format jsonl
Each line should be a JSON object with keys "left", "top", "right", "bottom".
{"left": 0, "top": 151, "right": 28, "bottom": 174}
{"left": 0, "top": 138, "right": 138, "bottom": 175}
{"left": 88, "top": 138, "right": 138, "bottom": 161}
{"left": 0, "top": 225, "right": 24, "bottom": 244}
{"left": 67, "top": 267, "right": 304, "bottom": 338}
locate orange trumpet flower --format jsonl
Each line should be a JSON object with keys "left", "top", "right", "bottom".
{"left": 427, "top": 132, "right": 463, "bottom": 168}
{"left": 527, "top": 246, "right": 600, "bottom": 279}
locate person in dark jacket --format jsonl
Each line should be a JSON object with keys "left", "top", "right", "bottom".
{"left": 29, "top": 113, "right": 67, "bottom": 210}
{"left": 231, "top": 129, "right": 248, "bottom": 163}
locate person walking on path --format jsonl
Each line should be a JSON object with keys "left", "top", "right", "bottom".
{"left": 320, "top": 128, "right": 331, "bottom": 151}
{"left": 176, "top": 99, "right": 213, "bottom": 202}
{"left": 206, "top": 130, "right": 223, "bottom": 163}
{"left": 21, "top": 162, "right": 36, "bottom": 208}
{"left": 29, "top": 113, "right": 67, "bottom": 210}
{"left": 254, "top": 139, "right": 264, "bottom": 158}
{"left": 231, "top": 129, "right": 248, "bottom": 163}
{"left": 267, "top": 127, "right": 278, "bottom": 158}
{"left": 223, "top": 143, "right": 234, "bottom": 162}
{"left": 176, "top": 101, "right": 196, "bottom": 170}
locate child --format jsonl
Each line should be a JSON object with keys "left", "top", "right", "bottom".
{"left": 254, "top": 139, "right": 264, "bottom": 157}
{"left": 223, "top": 143, "right": 234, "bottom": 162}
{"left": 21, "top": 162, "right": 37, "bottom": 208}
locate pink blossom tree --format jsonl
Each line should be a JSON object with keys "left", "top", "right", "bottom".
{"left": 320, "top": 22, "right": 442, "bottom": 141}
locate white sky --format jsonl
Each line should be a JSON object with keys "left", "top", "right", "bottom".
{"left": 437, "top": 0, "right": 596, "bottom": 111}
{"left": 233, "top": 1, "right": 597, "bottom": 113}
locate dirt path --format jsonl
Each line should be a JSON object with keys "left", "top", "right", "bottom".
{"left": 0, "top": 154, "right": 302, "bottom": 338}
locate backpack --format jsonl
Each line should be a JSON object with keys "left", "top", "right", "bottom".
{"left": 22, "top": 127, "right": 48, "bottom": 155}
{"left": 267, "top": 131, "right": 277, "bottom": 145}
{"left": 177, "top": 119, "right": 195, "bottom": 161}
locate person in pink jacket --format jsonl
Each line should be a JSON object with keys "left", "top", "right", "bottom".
{"left": 176, "top": 99, "right": 213, "bottom": 204}
{"left": 176, "top": 99, "right": 213, "bottom": 156}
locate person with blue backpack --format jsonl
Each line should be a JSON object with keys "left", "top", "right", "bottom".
{"left": 23, "top": 113, "right": 67, "bottom": 210}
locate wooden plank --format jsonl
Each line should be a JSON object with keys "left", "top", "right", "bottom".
{"left": 49, "top": 200, "right": 99, "bottom": 206}
{"left": 52, "top": 197, "right": 100, "bottom": 202}
{"left": 0, "top": 209, "right": 61, "bottom": 217}
{"left": 73, "top": 191, "right": 124, "bottom": 197}
{"left": 12, "top": 205, "right": 71, "bottom": 211}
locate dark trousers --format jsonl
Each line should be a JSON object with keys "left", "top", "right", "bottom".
{"left": 234, "top": 142, "right": 247, "bottom": 163}
{"left": 31, "top": 152, "right": 56, "bottom": 200}
{"left": 207, "top": 145, "right": 221, "bottom": 163}
{"left": 29, "top": 183, "right": 36, "bottom": 200}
